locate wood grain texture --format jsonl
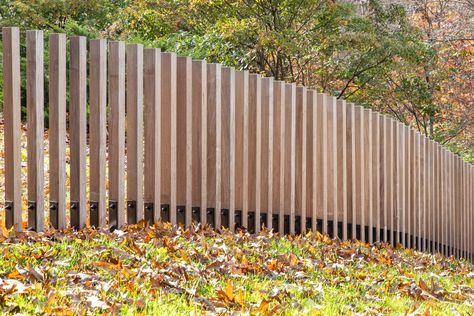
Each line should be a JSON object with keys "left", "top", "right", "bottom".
{"left": 262, "top": 78, "right": 274, "bottom": 230}
{"left": 275, "top": 81, "right": 286, "bottom": 233}
{"left": 48, "top": 33, "right": 67, "bottom": 229}
{"left": 108, "top": 41, "right": 126, "bottom": 227}
{"left": 160, "top": 53, "right": 177, "bottom": 223}
{"left": 315, "top": 94, "right": 325, "bottom": 233}
{"left": 289, "top": 84, "right": 297, "bottom": 234}
{"left": 308, "top": 91, "right": 318, "bottom": 231}
{"left": 206, "top": 64, "right": 222, "bottom": 227}
{"left": 250, "top": 75, "right": 262, "bottom": 232}
{"left": 352, "top": 106, "right": 362, "bottom": 238}
{"left": 321, "top": 94, "right": 329, "bottom": 234}
{"left": 26, "top": 30, "right": 45, "bottom": 231}
{"left": 176, "top": 57, "right": 192, "bottom": 225}
{"left": 345, "top": 103, "right": 353, "bottom": 240}
{"left": 126, "top": 44, "right": 144, "bottom": 224}
{"left": 337, "top": 101, "right": 350, "bottom": 240}
{"left": 2, "top": 27, "right": 22, "bottom": 230}
{"left": 69, "top": 36, "right": 87, "bottom": 229}
{"left": 295, "top": 86, "right": 307, "bottom": 233}
{"left": 89, "top": 39, "right": 107, "bottom": 228}
{"left": 144, "top": 48, "right": 161, "bottom": 222}
{"left": 240, "top": 71, "right": 250, "bottom": 229}
{"left": 192, "top": 60, "right": 207, "bottom": 224}
{"left": 234, "top": 70, "right": 246, "bottom": 217}
{"left": 326, "top": 97, "right": 337, "bottom": 237}
{"left": 220, "top": 67, "right": 234, "bottom": 228}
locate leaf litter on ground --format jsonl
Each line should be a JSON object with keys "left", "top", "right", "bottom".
{"left": 0, "top": 222, "right": 472, "bottom": 315}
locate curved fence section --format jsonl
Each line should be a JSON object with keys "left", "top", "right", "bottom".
{"left": 1, "top": 27, "right": 473, "bottom": 262}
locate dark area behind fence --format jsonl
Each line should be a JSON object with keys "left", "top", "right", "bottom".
{"left": 1, "top": 27, "right": 473, "bottom": 262}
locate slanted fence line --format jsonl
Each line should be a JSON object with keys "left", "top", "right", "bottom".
{"left": 1, "top": 27, "right": 473, "bottom": 262}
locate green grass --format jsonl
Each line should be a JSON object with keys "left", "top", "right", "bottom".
{"left": 0, "top": 223, "right": 472, "bottom": 315}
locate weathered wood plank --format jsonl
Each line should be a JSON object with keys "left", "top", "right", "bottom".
{"left": 289, "top": 84, "right": 297, "bottom": 234}
{"left": 144, "top": 48, "right": 161, "bottom": 223}
{"left": 250, "top": 74, "right": 262, "bottom": 232}
{"left": 296, "top": 86, "right": 307, "bottom": 233}
{"left": 126, "top": 44, "right": 144, "bottom": 224}
{"left": 321, "top": 94, "right": 329, "bottom": 235}
{"left": 206, "top": 64, "right": 222, "bottom": 227}
{"left": 69, "top": 36, "right": 87, "bottom": 229}
{"left": 108, "top": 41, "right": 126, "bottom": 228}
{"left": 306, "top": 90, "right": 315, "bottom": 232}
{"left": 26, "top": 30, "right": 45, "bottom": 231}
{"left": 161, "top": 53, "right": 177, "bottom": 223}
{"left": 262, "top": 78, "right": 274, "bottom": 230}
{"left": 192, "top": 60, "right": 207, "bottom": 224}
{"left": 3, "top": 27, "right": 22, "bottom": 231}
{"left": 345, "top": 103, "right": 353, "bottom": 240}
{"left": 275, "top": 81, "right": 286, "bottom": 233}
{"left": 240, "top": 71, "right": 250, "bottom": 229}
{"left": 89, "top": 39, "right": 107, "bottom": 228}
{"left": 176, "top": 57, "right": 192, "bottom": 226}
{"left": 48, "top": 33, "right": 67, "bottom": 229}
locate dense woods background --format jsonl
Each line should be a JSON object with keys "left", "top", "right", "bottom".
{"left": 0, "top": 0, "right": 473, "bottom": 162}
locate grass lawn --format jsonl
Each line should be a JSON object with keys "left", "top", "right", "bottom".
{"left": 0, "top": 223, "right": 472, "bottom": 315}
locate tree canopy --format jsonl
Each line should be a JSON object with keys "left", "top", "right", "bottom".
{"left": 0, "top": 0, "right": 473, "bottom": 162}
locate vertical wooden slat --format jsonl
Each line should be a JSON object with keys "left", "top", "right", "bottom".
{"left": 435, "top": 143, "right": 440, "bottom": 253}
{"left": 176, "top": 57, "right": 192, "bottom": 225}
{"left": 228, "top": 69, "right": 236, "bottom": 231}
{"left": 221, "top": 67, "right": 236, "bottom": 230}
{"left": 402, "top": 124, "right": 408, "bottom": 246}
{"left": 415, "top": 133, "right": 421, "bottom": 250}
{"left": 234, "top": 70, "right": 245, "bottom": 225}
{"left": 339, "top": 100, "right": 348, "bottom": 240}
{"left": 186, "top": 60, "right": 194, "bottom": 227}
{"left": 214, "top": 66, "right": 222, "bottom": 229}
{"left": 362, "top": 109, "right": 369, "bottom": 242}
{"left": 49, "top": 33, "right": 67, "bottom": 229}
{"left": 26, "top": 30, "right": 45, "bottom": 231}
{"left": 272, "top": 81, "right": 282, "bottom": 232}
{"left": 383, "top": 117, "right": 391, "bottom": 243}
{"left": 277, "top": 81, "right": 286, "bottom": 234}
{"left": 321, "top": 94, "right": 329, "bottom": 235}
{"left": 3, "top": 27, "right": 22, "bottom": 230}
{"left": 441, "top": 148, "right": 446, "bottom": 255}
{"left": 352, "top": 106, "right": 362, "bottom": 240}
{"left": 126, "top": 44, "right": 144, "bottom": 224}
{"left": 327, "top": 97, "right": 338, "bottom": 237}
{"left": 251, "top": 74, "right": 262, "bottom": 233}
{"left": 373, "top": 113, "right": 381, "bottom": 242}
{"left": 263, "top": 78, "right": 274, "bottom": 230}
{"left": 296, "top": 87, "right": 307, "bottom": 234}
{"left": 345, "top": 103, "right": 353, "bottom": 240}
{"left": 108, "top": 41, "right": 126, "bottom": 228}
{"left": 366, "top": 109, "right": 373, "bottom": 243}
{"left": 69, "top": 36, "right": 87, "bottom": 229}
{"left": 396, "top": 123, "right": 403, "bottom": 245}
{"left": 307, "top": 90, "right": 316, "bottom": 232}
{"left": 161, "top": 53, "right": 177, "bottom": 223}
{"left": 89, "top": 39, "right": 107, "bottom": 228}
{"left": 144, "top": 48, "right": 161, "bottom": 223}
{"left": 206, "top": 64, "right": 221, "bottom": 227}
{"left": 241, "top": 71, "right": 250, "bottom": 229}
{"left": 220, "top": 67, "right": 232, "bottom": 227}
{"left": 334, "top": 99, "right": 343, "bottom": 239}
{"left": 192, "top": 60, "right": 207, "bottom": 224}
{"left": 406, "top": 129, "right": 412, "bottom": 249}
{"left": 289, "top": 84, "right": 297, "bottom": 235}
{"left": 315, "top": 95, "right": 325, "bottom": 235}
{"left": 424, "top": 135, "right": 429, "bottom": 251}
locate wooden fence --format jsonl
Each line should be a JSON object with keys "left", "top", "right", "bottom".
{"left": 1, "top": 27, "right": 473, "bottom": 262}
